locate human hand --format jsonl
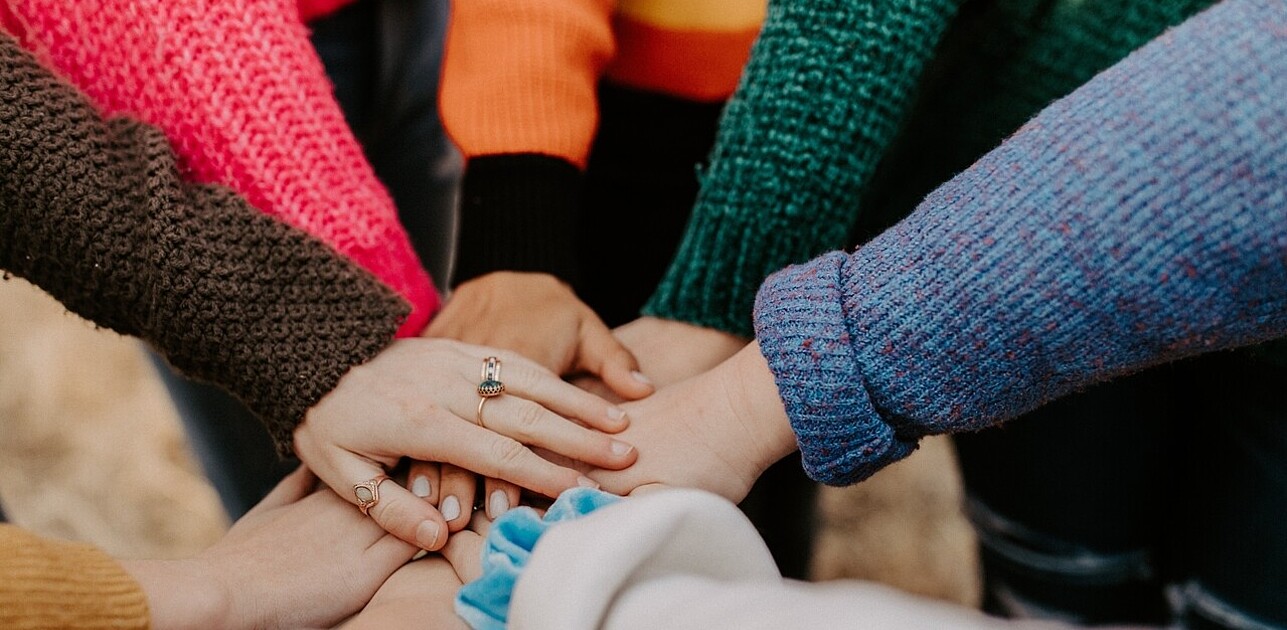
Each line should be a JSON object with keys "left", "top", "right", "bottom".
{"left": 588, "top": 343, "right": 798, "bottom": 502}
{"left": 614, "top": 316, "right": 749, "bottom": 389}
{"left": 343, "top": 512, "right": 491, "bottom": 629}
{"left": 426, "top": 271, "right": 654, "bottom": 399}
{"left": 293, "top": 338, "right": 638, "bottom": 552}
{"left": 341, "top": 556, "right": 469, "bottom": 629}
{"left": 123, "top": 467, "right": 418, "bottom": 630}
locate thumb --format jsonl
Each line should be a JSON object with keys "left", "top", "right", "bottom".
{"left": 245, "top": 465, "right": 317, "bottom": 516}
{"left": 577, "top": 320, "right": 653, "bottom": 400}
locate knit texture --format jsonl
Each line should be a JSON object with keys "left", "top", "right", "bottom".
{"left": 0, "top": 525, "right": 148, "bottom": 629}
{"left": 857, "top": 0, "right": 1216, "bottom": 236}
{"left": 452, "top": 154, "right": 585, "bottom": 287}
{"left": 0, "top": 33, "right": 408, "bottom": 455}
{"left": 439, "top": 0, "right": 763, "bottom": 285}
{"left": 754, "top": 0, "right": 1287, "bottom": 485}
{"left": 644, "top": 0, "right": 962, "bottom": 336}
{"left": 2, "top": 0, "right": 438, "bottom": 335}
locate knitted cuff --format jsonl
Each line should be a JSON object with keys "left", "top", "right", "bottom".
{"left": 0, "top": 525, "right": 149, "bottom": 629}
{"left": 645, "top": 211, "right": 839, "bottom": 338}
{"left": 753, "top": 252, "right": 918, "bottom": 485}
{"left": 452, "top": 154, "right": 583, "bottom": 287}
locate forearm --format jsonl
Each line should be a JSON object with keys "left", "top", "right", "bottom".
{"left": 644, "top": 0, "right": 962, "bottom": 336}
{"left": 441, "top": 0, "right": 615, "bottom": 286}
{"left": 4, "top": 0, "right": 438, "bottom": 333}
{"left": 0, "top": 525, "right": 149, "bottom": 629}
{"left": 754, "top": 0, "right": 1287, "bottom": 484}
{"left": 0, "top": 33, "right": 408, "bottom": 454}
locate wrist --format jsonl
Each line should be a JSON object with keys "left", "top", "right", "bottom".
{"left": 121, "top": 558, "right": 229, "bottom": 630}
{"left": 718, "top": 342, "right": 798, "bottom": 478}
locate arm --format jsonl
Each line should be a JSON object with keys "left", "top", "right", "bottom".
{"left": 0, "top": 526, "right": 150, "bottom": 629}
{"left": 429, "top": 0, "right": 652, "bottom": 397}
{"left": 3, "top": 0, "right": 438, "bottom": 334}
{"left": 439, "top": 0, "right": 614, "bottom": 287}
{"left": 0, "top": 30, "right": 407, "bottom": 455}
{"left": 0, "top": 32, "right": 634, "bottom": 552}
{"left": 591, "top": 0, "right": 1287, "bottom": 494}
{"left": 642, "top": 0, "right": 963, "bottom": 337}
{"left": 754, "top": 0, "right": 1287, "bottom": 484}
{"left": 0, "top": 469, "right": 420, "bottom": 630}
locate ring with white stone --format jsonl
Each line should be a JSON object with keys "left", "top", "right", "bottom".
{"left": 353, "top": 474, "right": 390, "bottom": 516}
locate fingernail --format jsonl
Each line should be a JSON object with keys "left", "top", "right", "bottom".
{"left": 488, "top": 491, "right": 510, "bottom": 519}
{"left": 416, "top": 520, "right": 441, "bottom": 549}
{"left": 576, "top": 475, "right": 600, "bottom": 489}
{"left": 611, "top": 440, "right": 634, "bottom": 456}
{"left": 631, "top": 370, "right": 652, "bottom": 385}
{"left": 411, "top": 475, "right": 431, "bottom": 498}
{"left": 441, "top": 495, "right": 461, "bottom": 521}
{"left": 607, "top": 406, "right": 628, "bottom": 423}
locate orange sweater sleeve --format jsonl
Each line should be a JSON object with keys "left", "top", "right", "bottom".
{"left": 0, "top": 525, "right": 149, "bottom": 629}
{"left": 440, "top": 0, "right": 616, "bottom": 168}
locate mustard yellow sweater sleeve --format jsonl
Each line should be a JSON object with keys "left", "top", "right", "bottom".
{"left": 0, "top": 525, "right": 149, "bottom": 629}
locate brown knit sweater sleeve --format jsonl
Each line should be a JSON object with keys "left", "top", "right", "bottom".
{"left": 0, "top": 525, "right": 149, "bottom": 629}
{"left": 0, "top": 32, "right": 409, "bottom": 454}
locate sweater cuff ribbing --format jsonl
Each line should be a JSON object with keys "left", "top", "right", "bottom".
{"left": 753, "top": 252, "right": 918, "bottom": 485}
{"left": 0, "top": 526, "right": 149, "bottom": 629}
{"left": 644, "top": 207, "right": 841, "bottom": 338}
{"left": 452, "top": 154, "right": 583, "bottom": 287}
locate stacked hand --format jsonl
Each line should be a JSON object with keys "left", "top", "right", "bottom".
{"left": 293, "top": 337, "right": 638, "bottom": 551}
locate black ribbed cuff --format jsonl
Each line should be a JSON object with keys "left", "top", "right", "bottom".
{"left": 452, "top": 154, "right": 583, "bottom": 287}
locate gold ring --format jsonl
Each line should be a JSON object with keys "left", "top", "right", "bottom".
{"left": 477, "top": 396, "right": 490, "bottom": 428}
{"left": 353, "top": 474, "right": 390, "bottom": 516}
{"left": 478, "top": 356, "right": 504, "bottom": 397}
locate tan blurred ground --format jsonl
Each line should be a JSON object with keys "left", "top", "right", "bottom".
{"left": 0, "top": 277, "right": 979, "bottom": 604}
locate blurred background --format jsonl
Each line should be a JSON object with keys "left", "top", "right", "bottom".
{"left": 0, "top": 275, "right": 979, "bottom": 605}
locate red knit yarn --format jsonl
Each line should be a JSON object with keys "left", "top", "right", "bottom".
{"left": 3, "top": 0, "right": 437, "bottom": 336}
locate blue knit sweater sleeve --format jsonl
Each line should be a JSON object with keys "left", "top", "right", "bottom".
{"left": 753, "top": 0, "right": 1287, "bottom": 486}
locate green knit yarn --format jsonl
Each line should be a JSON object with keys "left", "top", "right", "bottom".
{"left": 644, "top": 0, "right": 1216, "bottom": 338}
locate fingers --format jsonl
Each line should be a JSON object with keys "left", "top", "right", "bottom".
{"left": 457, "top": 345, "right": 630, "bottom": 433}
{"left": 437, "top": 463, "right": 476, "bottom": 533}
{"left": 477, "top": 394, "right": 637, "bottom": 470}
{"left": 245, "top": 464, "right": 315, "bottom": 516}
{"left": 440, "top": 529, "right": 486, "bottom": 584}
{"left": 482, "top": 477, "right": 519, "bottom": 521}
{"left": 577, "top": 321, "right": 654, "bottom": 401}
{"left": 403, "top": 419, "right": 598, "bottom": 499}
{"left": 407, "top": 460, "right": 440, "bottom": 503}
{"left": 333, "top": 456, "right": 448, "bottom": 552}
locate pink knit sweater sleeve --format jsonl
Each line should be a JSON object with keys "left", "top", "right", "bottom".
{"left": 3, "top": 0, "right": 438, "bottom": 336}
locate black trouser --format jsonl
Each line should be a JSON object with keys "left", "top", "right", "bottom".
{"left": 955, "top": 349, "right": 1287, "bottom": 629}
{"left": 154, "top": 0, "right": 459, "bottom": 519}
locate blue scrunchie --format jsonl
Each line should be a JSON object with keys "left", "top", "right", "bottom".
{"left": 454, "top": 487, "right": 622, "bottom": 629}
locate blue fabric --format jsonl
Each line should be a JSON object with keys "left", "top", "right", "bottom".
{"left": 455, "top": 488, "right": 622, "bottom": 630}
{"left": 753, "top": 0, "right": 1287, "bottom": 486}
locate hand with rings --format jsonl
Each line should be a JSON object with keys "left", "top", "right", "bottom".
{"left": 292, "top": 338, "right": 638, "bottom": 552}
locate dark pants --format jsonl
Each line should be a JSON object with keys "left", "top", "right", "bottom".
{"left": 955, "top": 349, "right": 1287, "bottom": 629}
{"left": 154, "top": 0, "right": 460, "bottom": 519}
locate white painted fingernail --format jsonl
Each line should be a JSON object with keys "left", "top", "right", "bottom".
{"left": 416, "top": 520, "right": 441, "bottom": 550}
{"left": 441, "top": 495, "right": 461, "bottom": 521}
{"left": 608, "top": 406, "right": 628, "bottom": 422}
{"left": 576, "top": 475, "right": 600, "bottom": 489}
{"left": 631, "top": 370, "right": 652, "bottom": 385}
{"left": 611, "top": 440, "right": 634, "bottom": 456}
{"left": 488, "top": 491, "right": 510, "bottom": 519}
{"left": 411, "top": 475, "right": 431, "bottom": 498}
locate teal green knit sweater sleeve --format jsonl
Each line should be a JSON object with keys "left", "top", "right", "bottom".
{"left": 643, "top": 0, "right": 962, "bottom": 336}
